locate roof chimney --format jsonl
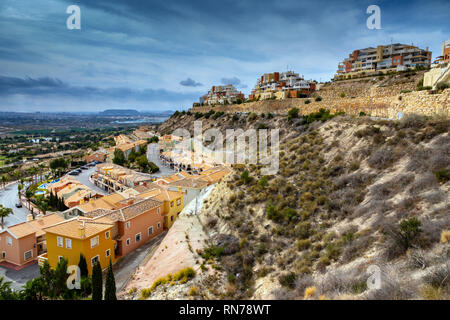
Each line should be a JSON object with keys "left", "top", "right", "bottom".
{"left": 78, "top": 220, "right": 85, "bottom": 238}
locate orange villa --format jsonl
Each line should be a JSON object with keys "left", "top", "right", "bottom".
{"left": 0, "top": 214, "right": 65, "bottom": 268}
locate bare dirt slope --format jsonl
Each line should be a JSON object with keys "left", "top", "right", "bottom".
{"left": 143, "top": 110, "right": 449, "bottom": 300}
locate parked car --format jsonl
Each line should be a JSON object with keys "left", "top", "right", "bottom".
{"left": 80, "top": 166, "right": 88, "bottom": 170}
{"left": 15, "top": 202, "right": 22, "bottom": 208}
{"left": 69, "top": 171, "right": 80, "bottom": 176}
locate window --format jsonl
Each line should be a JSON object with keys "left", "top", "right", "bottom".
{"left": 171, "top": 216, "right": 174, "bottom": 221}
{"left": 177, "top": 199, "right": 181, "bottom": 206}
{"left": 66, "top": 238, "right": 72, "bottom": 249}
{"left": 148, "top": 227, "right": 153, "bottom": 236}
{"left": 57, "top": 236, "right": 63, "bottom": 248}
{"left": 135, "top": 233, "right": 141, "bottom": 243}
{"left": 170, "top": 201, "right": 174, "bottom": 207}
{"left": 157, "top": 222, "right": 161, "bottom": 229}
{"left": 91, "top": 255, "right": 99, "bottom": 266}
{"left": 105, "top": 231, "right": 110, "bottom": 239}
{"left": 106, "top": 249, "right": 110, "bottom": 258}
{"left": 125, "top": 221, "right": 130, "bottom": 229}
{"left": 58, "top": 256, "right": 64, "bottom": 263}
{"left": 126, "top": 238, "right": 130, "bottom": 246}
{"left": 90, "top": 236, "right": 99, "bottom": 248}
{"left": 1, "top": 252, "right": 5, "bottom": 259}
{"left": 157, "top": 207, "right": 161, "bottom": 214}
{"left": 7, "top": 237, "right": 12, "bottom": 246}
{"left": 24, "top": 250, "right": 33, "bottom": 261}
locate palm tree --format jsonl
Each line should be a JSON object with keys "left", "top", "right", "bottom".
{"left": 0, "top": 276, "right": 17, "bottom": 300}
{"left": 1, "top": 175, "right": 8, "bottom": 189}
{"left": 0, "top": 205, "right": 13, "bottom": 229}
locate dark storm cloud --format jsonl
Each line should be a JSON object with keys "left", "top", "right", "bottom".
{"left": 0, "top": 75, "right": 200, "bottom": 102}
{"left": 179, "top": 78, "right": 202, "bottom": 87}
{"left": 0, "top": 0, "right": 448, "bottom": 111}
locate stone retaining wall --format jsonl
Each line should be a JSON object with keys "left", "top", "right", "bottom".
{"left": 191, "top": 88, "right": 450, "bottom": 119}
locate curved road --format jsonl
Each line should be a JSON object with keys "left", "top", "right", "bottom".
{"left": 0, "top": 182, "right": 30, "bottom": 227}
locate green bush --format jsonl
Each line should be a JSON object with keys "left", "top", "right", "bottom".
{"left": 279, "top": 272, "right": 296, "bottom": 289}
{"left": 398, "top": 217, "right": 422, "bottom": 249}
{"left": 436, "top": 82, "right": 450, "bottom": 90}
{"left": 435, "top": 169, "right": 450, "bottom": 183}
{"left": 287, "top": 107, "right": 299, "bottom": 120}
{"left": 304, "top": 99, "right": 311, "bottom": 104}
{"left": 315, "top": 96, "right": 322, "bottom": 102}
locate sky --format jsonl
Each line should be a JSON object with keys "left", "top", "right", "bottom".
{"left": 0, "top": 0, "right": 448, "bottom": 112}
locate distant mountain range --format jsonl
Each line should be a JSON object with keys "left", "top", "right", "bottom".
{"left": 99, "top": 109, "right": 174, "bottom": 116}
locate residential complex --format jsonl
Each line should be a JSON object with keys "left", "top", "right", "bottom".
{"left": 335, "top": 43, "right": 432, "bottom": 79}
{"left": 199, "top": 84, "right": 245, "bottom": 106}
{"left": 92, "top": 163, "right": 154, "bottom": 193}
{"left": 248, "top": 71, "right": 316, "bottom": 100}
{"left": 48, "top": 176, "right": 102, "bottom": 208}
{"left": 432, "top": 39, "right": 450, "bottom": 65}
{"left": 0, "top": 214, "right": 64, "bottom": 267}
{"left": 42, "top": 217, "right": 117, "bottom": 274}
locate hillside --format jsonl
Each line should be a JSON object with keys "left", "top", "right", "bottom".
{"left": 188, "top": 70, "right": 449, "bottom": 119}
{"left": 133, "top": 110, "right": 449, "bottom": 300}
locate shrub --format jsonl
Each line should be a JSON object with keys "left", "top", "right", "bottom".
{"left": 304, "top": 99, "right": 311, "bottom": 104}
{"left": 435, "top": 169, "right": 450, "bottom": 183}
{"left": 398, "top": 217, "right": 422, "bottom": 249}
{"left": 241, "top": 170, "right": 252, "bottom": 184}
{"left": 315, "top": 96, "right": 322, "bottom": 102}
{"left": 441, "top": 230, "right": 450, "bottom": 243}
{"left": 201, "top": 246, "right": 225, "bottom": 260}
{"left": 188, "top": 286, "right": 198, "bottom": 296}
{"left": 279, "top": 272, "right": 297, "bottom": 289}
{"left": 340, "top": 92, "right": 346, "bottom": 98}
{"left": 287, "top": 107, "right": 299, "bottom": 120}
{"left": 304, "top": 286, "right": 317, "bottom": 299}
{"left": 296, "top": 239, "right": 312, "bottom": 251}
{"left": 436, "top": 82, "right": 450, "bottom": 90}
{"left": 140, "top": 288, "right": 151, "bottom": 299}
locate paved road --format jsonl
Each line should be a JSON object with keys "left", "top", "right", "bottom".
{"left": 113, "top": 231, "right": 166, "bottom": 294}
{"left": 147, "top": 143, "right": 175, "bottom": 178}
{"left": 0, "top": 263, "right": 40, "bottom": 291}
{"left": 72, "top": 166, "right": 107, "bottom": 195}
{"left": 0, "top": 182, "right": 30, "bottom": 227}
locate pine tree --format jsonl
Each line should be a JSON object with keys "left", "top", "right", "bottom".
{"left": 78, "top": 254, "right": 88, "bottom": 278}
{"left": 104, "top": 259, "right": 117, "bottom": 300}
{"left": 92, "top": 260, "right": 103, "bottom": 300}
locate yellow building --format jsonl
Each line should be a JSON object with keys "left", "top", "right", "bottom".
{"left": 42, "top": 217, "right": 116, "bottom": 274}
{"left": 137, "top": 188, "right": 184, "bottom": 229}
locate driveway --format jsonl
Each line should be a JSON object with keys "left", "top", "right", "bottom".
{"left": 0, "top": 182, "right": 30, "bottom": 227}
{"left": 72, "top": 166, "right": 107, "bottom": 195}
{"left": 113, "top": 231, "right": 166, "bottom": 294}
{"left": 0, "top": 263, "right": 40, "bottom": 291}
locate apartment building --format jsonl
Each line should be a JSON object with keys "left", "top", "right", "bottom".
{"left": 335, "top": 43, "right": 432, "bottom": 79}
{"left": 199, "top": 84, "right": 245, "bottom": 106}
{"left": 42, "top": 217, "right": 117, "bottom": 274}
{"left": 249, "top": 71, "right": 316, "bottom": 100}
{"left": 40, "top": 197, "right": 164, "bottom": 273}
{"left": 0, "top": 214, "right": 64, "bottom": 267}
{"left": 92, "top": 163, "right": 154, "bottom": 193}
{"left": 432, "top": 39, "right": 450, "bottom": 65}
{"left": 48, "top": 176, "right": 101, "bottom": 208}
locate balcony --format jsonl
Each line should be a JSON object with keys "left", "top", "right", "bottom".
{"left": 37, "top": 253, "right": 48, "bottom": 267}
